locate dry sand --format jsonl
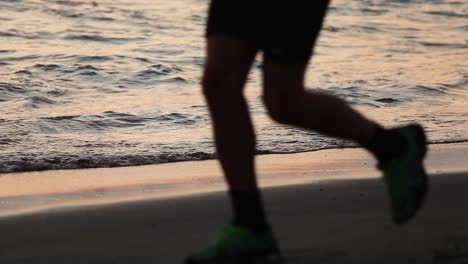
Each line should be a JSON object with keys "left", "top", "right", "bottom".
{"left": 0, "top": 143, "right": 467, "bottom": 263}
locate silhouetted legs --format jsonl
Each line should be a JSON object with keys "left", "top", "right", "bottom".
{"left": 202, "top": 37, "right": 379, "bottom": 192}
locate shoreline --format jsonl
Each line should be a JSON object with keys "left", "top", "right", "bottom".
{"left": 0, "top": 142, "right": 467, "bottom": 218}
{"left": 0, "top": 142, "right": 467, "bottom": 263}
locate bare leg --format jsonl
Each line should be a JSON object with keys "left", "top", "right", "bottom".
{"left": 261, "top": 57, "right": 430, "bottom": 227}
{"left": 202, "top": 36, "right": 258, "bottom": 190}
{"left": 262, "top": 57, "right": 377, "bottom": 146}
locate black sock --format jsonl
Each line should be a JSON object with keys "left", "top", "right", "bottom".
{"left": 367, "top": 125, "right": 408, "bottom": 165}
{"left": 229, "top": 189, "right": 268, "bottom": 234}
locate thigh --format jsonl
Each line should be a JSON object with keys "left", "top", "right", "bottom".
{"left": 262, "top": 59, "right": 308, "bottom": 107}
{"left": 204, "top": 35, "right": 258, "bottom": 93}
{"left": 259, "top": 0, "right": 330, "bottom": 64}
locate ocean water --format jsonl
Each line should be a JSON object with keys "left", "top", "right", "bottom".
{"left": 0, "top": 0, "right": 467, "bottom": 173}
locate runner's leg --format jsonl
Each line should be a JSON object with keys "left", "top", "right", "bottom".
{"left": 261, "top": 44, "right": 428, "bottom": 226}
{"left": 203, "top": 35, "right": 258, "bottom": 190}
{"left": 262, "top": 59, "right": 378, "bottom": 146}
{"left": 185, "top": 36, "right": 281, "bottom": 264}
{"left": 203, "top": 36, "right": 269, "bottom": 232}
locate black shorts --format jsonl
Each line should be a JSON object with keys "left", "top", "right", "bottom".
{"left": 206, "top": 0, "right": 330, "bottom": 64}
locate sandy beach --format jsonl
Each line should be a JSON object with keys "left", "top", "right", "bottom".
{"left": 1, "top": 143, "right": 467, "bottom": 264}
{"left": 1, "top": 0, "right": 467, "bottom": 263}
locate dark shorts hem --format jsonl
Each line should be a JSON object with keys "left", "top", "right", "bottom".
{"left": 206, "top": 0, "right": 330, "bottom": 64}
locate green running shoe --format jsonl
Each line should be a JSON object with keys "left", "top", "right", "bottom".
{"left": 380, "top": 124, "right": 428, "bottom": 225}
{"left": 185, "top": 224, "right": 283, "bottom": 264}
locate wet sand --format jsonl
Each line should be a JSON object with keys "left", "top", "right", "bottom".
{"left": 0, "top": 144, "right": 467, "bottom": 263}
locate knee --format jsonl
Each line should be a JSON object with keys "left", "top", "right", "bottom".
{"left": 201, "top": 72, "right": 221, "bottom": 101}
{"left": 201, "top": 70, "right": 243, "bottom": 103}
{"left": 265, "top": 102, "right": 294, "bottom": 124}
{"left": 264, "top": 93, "right": 302, "bottom": 124}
